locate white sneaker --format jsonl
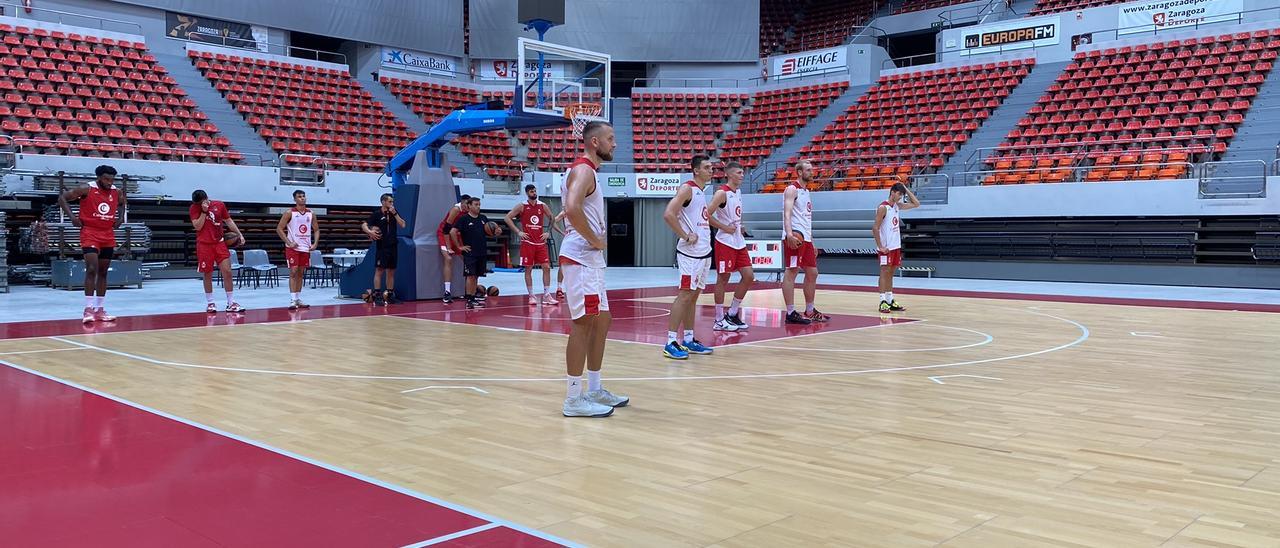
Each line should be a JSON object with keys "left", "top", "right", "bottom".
{"left": 529, "top": 295, "right": 539, "bottom": 306}
{"left": 562, "top": 396, "right": 614, "bottom": 417}
{"left": 584, "top": 388, "right": 629, "bottom": 408}
{"left": 713, "top": 318, "right": 740, "bottom": 332}
{"left": 541, "top": 294, "right": 559, "bottom": 305}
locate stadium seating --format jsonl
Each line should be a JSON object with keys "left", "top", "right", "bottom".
{"left": 190, "top": 50, "right": 414, "bottom": 172}
{"left": 760, "top": 0, "right": 793, "bottom": 57}
{"left": 632, "top": 91, "right": 747, "bottom": 172}
{"left": 720, "top": 80, "right": 849, "bottom": 172}
{"left": 1030, "top": 0, "right": 1133, "bottom": 16}
{"left": 0, "top": 24, "right": 240, "bottom": 163}
{"left": 785, "top": 0, "right": 875, "bottom": 53}
{"left": 758, "top": 59, "right": 1034, "bottom": 193}
{"left": 984, "top": 31, "right": 1280, "bottom": 185}
{"left": 893, "top": 0, "right": 978, "bottom": 14}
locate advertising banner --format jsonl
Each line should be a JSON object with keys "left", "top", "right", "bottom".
{"left": 166, "top": 12, "right": 266, "bottom": 52}
{"left": 635, "top": 174, "right": 684, "bottom": 197}
{"left": 770, "top": 46, "right": 846, "bottom": 80}
{"left": 381, "top": 47, "right": 461, "bottom": 78}
{"left": 1117, "top": 0, "right": 1243, "bottom": 35}
{"left": 960, "top": 15, "right": 1061, "bottom": 55}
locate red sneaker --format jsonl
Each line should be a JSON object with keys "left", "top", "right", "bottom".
{"left": 82, "top": 307, "right": 95, "bottom": 324}
{"left": 94, "top": 308, "right": 117, "bottom": 322}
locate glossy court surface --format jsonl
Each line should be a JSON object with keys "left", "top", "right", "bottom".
{"left": 2, "top": 285, "right": 1278, "bottom": 547}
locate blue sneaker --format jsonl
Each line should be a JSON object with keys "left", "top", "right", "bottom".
{"left": 663, "top": 341, "right": 689, "bottom": 360}
{"left": 683, "top": 339, "right": 714, "bottom": 355}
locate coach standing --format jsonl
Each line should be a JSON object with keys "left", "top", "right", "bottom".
{"left": 362, "top": 192, "right": 406, "bottom": 305}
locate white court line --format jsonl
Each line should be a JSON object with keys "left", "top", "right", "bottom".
{"left": 401, "top": 386, "right": 489, "bottom": 395}
{"left": 400, "top": 523, "right": 502, "bottom": 548}
{"left": 739, "top": 324, "right": 993, "bottom": 353}
{"left": 0, "top": 347, "right": 89, "bottom": 356}
{"left": 501, "top": 305, "right": 671, "bottom": 322}
{"left": 46, "top": 309, "right": 1089, "bottom": 383}
{"left": 929, "top": 374, "right": 1003, "bottom": 384}
{"left": 0, "top": 358, "right": 580, "bottom": 548}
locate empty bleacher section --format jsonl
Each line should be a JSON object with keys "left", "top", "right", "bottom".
{"left": 760, "top": 0, "right": 794, "bottom": 57}
{"left": 980, "top": 30, "right": 1279, "bottom": 185}
{"left": 1029, "top": 0, "right": 1130, "bottom": 16}
{"left": 761, "top": 59, "right": 1034, "bottom": 192}
{"left": 785, "top": 0, "right": 876, "bottom": 53}
{"left": 0, "top": 23, "right": 239, "bottom": 163}
{"left": 892, "top": 0, "right": 980, "bottom": 14}
{"left": 189, "top": 49, "right": 414, "bottom": 172}
{"left": 720, "top": 80, "right": 849, "bottom": 171}
{"left": 631, "top": 91, "right": 748, "bottom": 172}
{"left": 377, "top": 76, "right": 522, "bottom": 180}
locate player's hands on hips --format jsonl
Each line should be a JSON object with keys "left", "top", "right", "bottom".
{"left": 877, "top": 246, "right": 888, "bottom": 255}
{"left": 590, "top": 237, "right": 607, "bottom": 250}
{"left": 540, "top": 232, "right": 550, "bottom": 242}
{"left": 286, "top": 241, "right": 297, "bottom": 250}
{"left": 516, "top": 230, "right": 527, "bottom": 241}
{"left": 684, "top": 233, "right": 698, "bottom": 246}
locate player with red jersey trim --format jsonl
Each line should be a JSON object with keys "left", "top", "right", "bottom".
{"left": 782, "top": 160, "right": 826, "bottom": 324}
{"left": 276, "top": 189, "right": 319, "bottom": 310}
{"left": 708, "top": 161, "right": 753, "bottom": 332}
{"left": 190, "top": 189, "right": 245, "bottom": 314}
{"left": 437, "top": 194, "right": 469, "bottom": 303}
{"left": 505, "top": 184, "right": 559, "bottom": 305}
{"left": 59, "top": 164, "right": 126, "bottom": 323}
{"left": 874, "top": 182, "right": 920, "bottom": 313}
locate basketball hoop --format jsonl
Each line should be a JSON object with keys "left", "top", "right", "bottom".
{"left": 565, "top": 102, "right": 605, "bottom": 138}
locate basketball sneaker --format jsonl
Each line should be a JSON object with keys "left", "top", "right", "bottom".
{"left": 206, "top": 303, "right": 218, "bottom": 314}
{"left": 296, "top": 300, "right": 311, "bottom": 309}
{"left": 465, "top": 298, "right": 476, "bottom": 310}
{"left": 373, "top": 292, "right": 385, "bottom": 306}
{"left": 585, "top": 388, "right": 629, "bottom": 408}
{"left": 555, "top": 288, "right": 566, "bottom": 301}
{"left": 542, "top": 294, "right": 559, "bottom": 305}
{"left": 288, "top": 301, "right": 299, "bottom": 310}
{"left": 727, "top": 313, "right": 749, "bottom": 330}
{"left": 94, "top": 309, "right": 117, "bottom": 322}
{"left": 226, "top": 302, "right": 245, "bottom": 313}
{"left": 82, "top": 307, "right": 95, "bottom": 324}
{"left": 888, "top": 300, "right": 906, "bottom": 311}
{"left": 785, "top": 310, "right": 811, "bottom": 324}
{"left": 663, "top": 341, "right": 689, "bottom": 360}
{"left": 804, "top": 309, "right": 830, "bottom": 323}
{"left": 713, "top": 316, "right": 740, "bottom": 332}
{"left": 879, "top": 301, "right": 891, "bottom": 314}
{"left": 683, "top": 339, "right": 714, "bottom": 355}
{"left": 529, "top": 295, "right": 539, "bottom": 306}
{"left": 385, "top": 292, "right": 400, "bottom": 305}
{"left": 562, "top": 396, "right": 614, "bottom": 418}
{"left": 442, "top": 292, "right": 453, "bottom": 304}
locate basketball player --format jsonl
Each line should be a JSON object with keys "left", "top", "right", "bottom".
{"left": 504, "top": 184, "right": 558, "bottom": 305}
{"left": 874, "top": 182, "right": 920, "bottom": 313}
{"left": 276, "top": 189, "right": 319, "bottom": 310}
{"left": 58, "top": 165, "right": 125, "bottom": 323}
{"left": 661, "top": 155, "right": 715, "bottom": 359}
{"left": 189, "top": 189, "right": 245, "bottom": 313}
{"left": 781, "top": 160, "right": 829, "bottom": 324}
{"left": 450, "top": 197, "right": 502, "bottom": 309}
{"left": 708, "top": 161, "right": 752, "bottom": 331}
{"left": 436, "top": 194, "right": 470, "bottom": 304}
{"left": 362, "top": 192, "right": 406, "bottom": 305}
{"left": 560, "top": 120, "right": 627, "bottom": 417}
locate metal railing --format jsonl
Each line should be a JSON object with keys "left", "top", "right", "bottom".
{"left": 8, "top": 138, "right": 266, "bottom": 165}
{"left": 936, "top": 0, "right": 1011, "bottom": 28}
{"left": 633, "top": 67, "right": 851, "bottom": 90}
{"left": 1080, "top": 7, "right": 1280, "bottom": 46}
{"left": 186, "top": 32, "right": 348, "bottom": 65}
{"left": 1198, "top": 159, "right": 1268, "bottom": 199}
{"left": 881, "top": 52, "right": 940, "bottom": 70}
{"left": 788, "top": 19, "right": 881, "bottom": 53}
{"left": 0, "top": 2, "right": 143, "bottom": 34}
{"left": 965, "top": 138, "right": 1213, "bottom": 172}
{"left": 959, "top": 161, "right": 1196, "bottom": 186}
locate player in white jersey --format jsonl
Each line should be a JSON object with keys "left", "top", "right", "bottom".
{"left": 781, "top": 159, "right": 828, "bottom": 324}
{"left": 661, "top": 155, "right": 716, "bottom": 359}
{"left": 276, "top": 189, "right": 319, "bottom": 310}
{"left": 559, "top": 120, "right": 628, "bottom": 418}
{"left": 874, "top": 182, "right": 919, "bottom": 313}
{"left": 708, "top": 161, "right": 752, "bottom": 332}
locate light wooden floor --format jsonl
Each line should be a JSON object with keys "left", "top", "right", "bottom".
{"left": 3, "top": 289, "right": 1279, "bottom": 547}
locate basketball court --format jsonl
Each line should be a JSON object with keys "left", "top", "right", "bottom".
{"left": 4, "top": 280, "right": 1278, "bottom": 546}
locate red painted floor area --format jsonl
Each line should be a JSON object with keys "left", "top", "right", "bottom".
{"left": 0, "top": 364, "right": 564, "bottom": 547}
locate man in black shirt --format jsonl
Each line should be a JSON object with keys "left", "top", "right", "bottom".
{"left": 450, "top": 197, "right": 502, "bottom": 309}
{"left": 361, "top": 193, "right": 406, "bottom": 305}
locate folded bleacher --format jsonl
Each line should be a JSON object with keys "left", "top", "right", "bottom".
{"left": 191, "top": 49, "right": 414, "bottom": 172}
{"left": 984, "top": 30, "right": 1279, "bottom": 185}
{"left": 761, "top": 59, "right": 1034, "bottom": 192}
{"left": 0, "top": 24, "right": 239, "bottom": 163}
{"left": 720, "top": 80, "right": 848, "bottom": 172}
{"left": 632, "top": 91, "right": 747, "bottom": 172}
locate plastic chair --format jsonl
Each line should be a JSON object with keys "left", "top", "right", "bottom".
{"left": 241, "top": 249, "right": 279, "bottom": 289}
{"left": 307, "top": 249, "right": 332, "bottom": 288}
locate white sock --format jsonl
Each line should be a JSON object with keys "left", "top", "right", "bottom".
{"left": 541, "top": 285, "right": 548, "bottom": 296}
{"left": 444, "top": 282, "right": 452, "bottom": 293}
{"left": 205, "top": 292, "right": 215, "bottom": 304}
{"left": 806, "top": 303, "right": 816, "bottom": 314}
{"left": 85, "top": 296, "right": 94, "bottom": 308}
{"left": 729, "top": 298, "right": 742, "bottom": 316}
{"left": 566, "top": 375, "right": 583, "bottom": 399}
{"left": 786, "top": 304, "right": 795, "bottom": 313}
{"left": 587, "top": 370, "right": 602, "bottom": 391}
{"left": 880, "top": 292, "right": 888, "bottom": 302}
{"left": 95, "top": 296, "right": 104, "bottom": 309}
{"left": 684, "top": 329, "right": 695, "bottom": 343}
{"left": 667, "top": 330, "right": 678, "bottom": 344}
{"left": 225, "top": 291, "right": 235, "bottom": 305}
{"left": 291, "top": 292, "right": 299, "bottom": 302}
{"left": 887, "top": 292, "right": 894, "bottom": 303}
{"left": 715, "top": 304, "right": 724, "bottom": 318}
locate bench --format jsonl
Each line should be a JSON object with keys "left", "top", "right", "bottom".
{"left": 897, "top": 265, "right": 934, "bottom": 278}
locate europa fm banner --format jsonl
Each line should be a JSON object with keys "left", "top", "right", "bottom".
{"left": 1117, "top": 0, "right": 1243, "bottom": 35}
{"left": 635, "top": 174, "right": 684, "bottom": 197}
{"left": 960, "top": 15, "right": 1061, "bottom": 55}
{"left": 770, "top": 46, "right": 846, "bottom": 80}
{"left": 381, "top": 48, "right": 461, "bottom": 78}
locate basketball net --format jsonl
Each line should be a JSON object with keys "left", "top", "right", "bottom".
{"left": 565, "top": 102, "right": 605, "bottom": 138}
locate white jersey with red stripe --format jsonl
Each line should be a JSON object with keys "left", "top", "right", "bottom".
{"left": 787, "top": 182, "right": 813, "bottom": 242}
{"left": 559, "top": 157, "right": 607, "bottom": 269}
{"left": 287, "top": 208, "right": 313, "bottom": 252}
{"left": 676, "top": 181, "right": 711, "bottom": 257}
{"left": 712, "top": 186, "right": 745, "bottom": 250}
{"left": 878, "top": 200, "right": 902, "bottom": 251}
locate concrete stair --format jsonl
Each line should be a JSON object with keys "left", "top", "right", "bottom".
{"left": 151, "top": 51, "right": 277, "bottom": 165}
{"left": 1210, "top": 68, "right": 1280, "bottom": 197}
{"left": 358, "top": 77, "right": 483, "bottom": 178}
{"left": 741, "top": 83, "right": 873, "bottom": 189}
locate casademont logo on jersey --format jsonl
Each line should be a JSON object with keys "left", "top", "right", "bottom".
{"left": 773, "top": 46, "right": 846, "bottom": 80}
